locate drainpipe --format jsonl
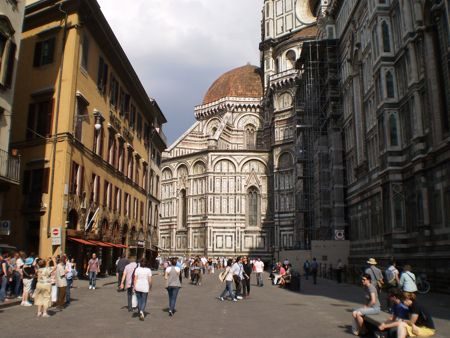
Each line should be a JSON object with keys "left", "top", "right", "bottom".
{"left": 46, "top": 2, "right": 69, "bottom": 250}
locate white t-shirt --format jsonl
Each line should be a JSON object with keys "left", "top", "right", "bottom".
{"left": 134, "top": 267, "right": 152, "bottom": 293}
{"left": 254, "top": 261, "right": 264, "bottom": 273}
{"left": 165, "top": 266, "right": 181, "bottom": 274}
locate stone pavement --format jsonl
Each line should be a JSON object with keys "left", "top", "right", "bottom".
{"left": 1, "top": 272, "right": 449, "bottom": 338}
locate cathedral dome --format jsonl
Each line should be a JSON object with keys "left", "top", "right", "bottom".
{"left": 202, "top": 64, "right": 263, "bottom": 105}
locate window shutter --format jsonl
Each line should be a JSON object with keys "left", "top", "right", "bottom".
{"left": 4, "top": 41, "right": 16, "bottom": 88}
{"left": 99, "top": 127, "right": 104, "bottom": 159}
{"left": 22, "top": 170, "right": 31, "bottom": 194}
{"left": 79, "top": 166, "right": 84, "bottom": 197}
{"left": 26, "top": 104, "right": 35, "bottom": 139}
{"left": 42, "top": 168, "right": 50, "bottom": 194}
{"left": 46, "top": 99, "right": 55, "bottom": 137}
{"left": 97, "top": 57, "right": 104, "bottom": 90}
{"left": 103, "top": 64, "right": 108, "bottom": 93}
{"left": 47, "top": 38, "right": 55, "bottom": 64}
{"left": 33, "top": 41, "right": 42, "bottom": 67}
{"left": 69, "top": 161, "right": 76, "bottom": 193}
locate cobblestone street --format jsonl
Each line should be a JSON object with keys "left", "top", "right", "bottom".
{"left": 2, "top": 272, "right": 449, "bottom": 338}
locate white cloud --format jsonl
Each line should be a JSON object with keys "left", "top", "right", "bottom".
{"left": 97, "top": 0, "right": 263, "bottom": 144}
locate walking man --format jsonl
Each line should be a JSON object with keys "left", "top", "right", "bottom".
{"left": 254, "top": 258, "right": 264, "bottom": 287}
{"left": 116, "top": 254, "right": 129, "bottom": 291}
{"left": 120, "top": 256, "right": 137, "bottom": 312}
{"left": 86, "top": 253, "right": 100, "bottom": 290}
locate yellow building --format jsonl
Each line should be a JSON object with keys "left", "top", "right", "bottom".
{"left": 4, "top": 0, "right": 167, "bottom": 271}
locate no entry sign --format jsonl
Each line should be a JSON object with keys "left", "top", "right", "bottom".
{"left": 51, "top": 226, "right": 61, "bottom": 245}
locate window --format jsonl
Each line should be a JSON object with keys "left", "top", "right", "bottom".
{"left": 137, "top": 113, "right": 142, "bottom": 139}
{"left": 124, "top": 193, "right": 130, "bottom": 217}
{"left": 127, "top": 149, "right": 134, "bottom": 180}
{"left": 33, "top": 37, "right": 55, "bottom": 67}
{"left": 104, "top": 180, "right": 111, "bottom": 210}
{"left": 130, "top": 104, "right": 136, "bottom": 129}
{"left": 0, "top": 33, "right": 16, "bottom": 88}
{"left": 386, "top": 71, "right": 395, "bottom": 98}
{"left": 22, "top": 168, "right": 50, "bottom": 208}
{"left": 119, "top": 90, "right": 130, "bottom": 117}
{"left": 80, "top": 34, "right": 89, "bottom": 70}
{"left": 93, "top": 125, "right": 103, "bottom": 157}
{"left": 97, "top": 57, "right": 108, "bottom": 94}
{"left": 90, "top": 174, "right": 100, "bottom": 205}
{"left": 26, "top": 99, "right": 54, "bottom": 139}
{"left": 245, "top": 125, "right": 256, "bottom": 149}
{"left": 107, "top": 132, "right": 116, "bottom": 166}
{"left": 114, "top": 187, "right": 121, "bottom": 213}
{"left": 118, "top": 143, "right": 125, "bottom": 173}
{"left": 133, "top": 197, "right": 138, "bottom": 220}
{"left": 247, "top": 187, "right": 259, "bottom": 227}
{"left": 140, "top": 201, "right": 144, "bottom": 223}
{"left": 381, "top": 21, "right": 391, "bottom": 53}
{"left": 109, "top": 76, "right": 119, "bottom": 108}
{"left": 389, "top": 113, "right": 399, "bottom": 146}
{"left": 74, "top": 96, "right": 88, "bottom": 141}
{"left": 69, "top": 161, "right": 84, "bottom": 196}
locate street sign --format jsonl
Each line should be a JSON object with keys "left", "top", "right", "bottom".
{"left": 0, "top": 220, "right": 11, "bottom": 236}
{"left": 51, "top": 226, "right": 61, "bottom": 245}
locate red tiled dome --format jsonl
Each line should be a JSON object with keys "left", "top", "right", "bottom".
{"left": 202, "top": 65, "right": 263, "bottom": 105}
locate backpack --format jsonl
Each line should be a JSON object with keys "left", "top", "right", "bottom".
{"left": 385, "top": 267, "right": 396, "bottom": 285}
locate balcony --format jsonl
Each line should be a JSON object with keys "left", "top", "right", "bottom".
{"left": 269, "top": 69, "right": 299, "bottom": 89}
{"left": 0, "top": 148, "right": 20, "bottom": 185}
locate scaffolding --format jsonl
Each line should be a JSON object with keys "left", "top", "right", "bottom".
{"left": 295, "top": 39, "right": 344, "bottom": 248}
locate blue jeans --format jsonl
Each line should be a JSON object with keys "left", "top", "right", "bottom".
{"left": 0, "top": 275, "right": 7, "bottom": 301}
{"left": 167, "top": 286, "right": 180, "bottom": 312}
{"left": 13, "top": 271, "right": 22, "bottom": 297}
{"left": 135, "top": 291, "right": 148, "bottom": 313}
{"left": 66, "top": 278, "right": 73, "bottom": 303}
{"left": 256, "top": 272, "right": 264, "bottom": 286}
{"left": 220, "top": 281, "right": 236, "bottom": 300}
{"left": 89, "top": 272, "right": 97, "bottom": 287}
{"left": 127, "top": 287, "right": 134, "bottom": 310}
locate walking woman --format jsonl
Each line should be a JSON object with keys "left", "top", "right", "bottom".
{"left": 165, "top": 257, "right": 181, "bottom": 316}
{"left": 218, "top": 259, "right": 237, "bottom": 301}
{"left": 34, "top": 257, "right": 57, "bottom": 317}
{"left": 133, "top": 258, "right": 152, "bottom": 321}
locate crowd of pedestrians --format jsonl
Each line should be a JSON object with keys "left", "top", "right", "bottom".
{"left": 0, "top": 250, "right": 77, "bottom": 318}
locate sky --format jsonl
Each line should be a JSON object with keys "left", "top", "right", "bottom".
{"left": 97, "top": 0, "right": 264, "bottom": 145}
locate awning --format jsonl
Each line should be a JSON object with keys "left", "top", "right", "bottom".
{"left": 68, "top": 237, "right": 95, "bottom": 246}
{"left": 88, "top": 240, "right": 113, "bottom": 247}
{"left": 109, "top": 243, "right": 128, "bottom": 249}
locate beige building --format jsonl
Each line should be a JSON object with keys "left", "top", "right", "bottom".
{"left": 0, "top": 0, "right": 25, "bottom": 237}
{"left": 4, "top": 0, "right": 167, "bottom": 271}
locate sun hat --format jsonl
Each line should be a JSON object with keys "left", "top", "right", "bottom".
{"left": 367, "top": 258, "right": 377, "bottom": 265}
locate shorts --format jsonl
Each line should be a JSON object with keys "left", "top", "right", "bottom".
{"left": 405, "top": 324, "right": 435, "bottom": 337}
{"left": 354, "top": 306, "right": 381, "bottom": 316}
{"left": 23, "top": 278, "right": 33, "bottom": 293}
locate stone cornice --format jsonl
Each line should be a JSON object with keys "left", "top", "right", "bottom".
{"left": 194, "top": 97, "right": 263, "bottom": 120}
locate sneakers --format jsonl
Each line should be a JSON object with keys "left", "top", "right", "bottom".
{"left": 139, "top": 311, "right": 145, "bottom": 321}
{"left": 42, "top": 313, "right": 50, "bottom": 318}
{"left": 168, "top": 310, "right": 173, "bottom": 317}
{"left": 22, "top": 301, "right": 32, "bottom": 307}
{"left": 236, "top": 296, "right": 243, "bottom": 300}
{"left": 92, "top": 286, "right": 96, "bottom": 290}
{"left": 232, "top": 298, "right": 238, "bottom": 302}
{"left": 89, "top": 286, "right": 92, "bottom": 290}
{"left": 219, "top": 297, "right": 224, "bottom": 301}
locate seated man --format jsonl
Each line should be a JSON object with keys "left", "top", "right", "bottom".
{"left": 378, "top": 289, "right": 410, "bottom": 337}
{"left": 397, "top": 292, "right": 435, "bottom": 338}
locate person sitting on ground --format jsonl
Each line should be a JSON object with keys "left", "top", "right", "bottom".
{"left": 273, "top": 262, "right": 286, "bottom": 285}
{"left": 378, "top": 289, "right": 410, "bottom": 337}
{"left": 396, "top": 292, "right": 435, "bottom": 338}
{"left": 351, "top": 273, "right": 381, "bottom": 336}
{"left": 279, "top": 264, "right": 292, "bottom": 287}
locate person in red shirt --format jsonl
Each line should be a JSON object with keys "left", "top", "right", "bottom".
{"left": 273, "top": 262, "right": 286, "bottom": 285}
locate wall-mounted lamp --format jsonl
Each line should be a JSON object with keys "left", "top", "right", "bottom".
{"left": 93, "top": 110, "right": 104, "bottom": 131}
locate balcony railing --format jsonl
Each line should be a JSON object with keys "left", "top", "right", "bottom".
{"left": 0, "top": 148, "right": 20, "bottom": 184}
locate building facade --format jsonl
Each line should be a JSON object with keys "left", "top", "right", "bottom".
{"left": 0, "top": 0, "right": 24, "bottom": 235}
{"left": 297, "top": 0, "right": 450, "bottom": 291}
{"left": 4, "top": 0, "right": 167, "bottom": 271}
{"left": 160, "top": 1, "right": 320, "bottom": 258}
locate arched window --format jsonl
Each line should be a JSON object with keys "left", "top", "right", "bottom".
{"left": 245, "top": 124, "right": 256, "bottom": 149}
{"left": 381, "top": 21, "right": 391, "bottom": 53}
{"left": 386, "top": 71, "right": 395, "bottom": 98}
{"left": 179, "top": 189, "right": 187, "bottom": 228}
{"left": 247, "top": 187, "right": 259, "bottom": 227}
{"left": 286, "top": 50, "right": 296, "bottom": 69}
{"left": 389, "top": 113, "right": 399, "bottom": 146}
